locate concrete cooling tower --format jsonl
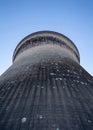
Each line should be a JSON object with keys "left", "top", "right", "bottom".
{"left": 0, "top": 31, "right": 93, "bottom": 130}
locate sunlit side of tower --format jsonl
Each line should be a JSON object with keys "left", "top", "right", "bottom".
{"left": 0, "top": 31, "right": 93, "bottom": 130}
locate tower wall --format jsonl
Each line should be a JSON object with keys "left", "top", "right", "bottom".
{"left": 0, "top": 31, "right": 93, "bottom": 130}
{"left": 13, "top": 31, "right": 80, "bottom": 64}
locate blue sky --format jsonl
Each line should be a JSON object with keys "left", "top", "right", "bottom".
{"left": 0, "top": 0, "right": 93, "bottom": 76}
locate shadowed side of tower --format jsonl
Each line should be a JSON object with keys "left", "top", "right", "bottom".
{"left": 0, "top": 31, "right": 93, "bottom": 130}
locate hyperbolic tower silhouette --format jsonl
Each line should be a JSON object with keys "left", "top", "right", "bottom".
{"left": 0, "top": 31, "right": 93, "bottom": 130}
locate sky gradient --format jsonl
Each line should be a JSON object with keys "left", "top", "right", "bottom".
{"left": 0, "top": 0, "right": 93, "bottom": 76}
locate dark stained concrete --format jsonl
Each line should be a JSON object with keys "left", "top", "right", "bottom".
{"left": 0, "top": 31, "right": 93, "bottom": 130}
{"left": 0, "top": 59, "right": 93, "bottom": 130}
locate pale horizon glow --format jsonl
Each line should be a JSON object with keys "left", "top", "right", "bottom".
{"left": 0, "top": 0, "right": 93, "bottom": 76}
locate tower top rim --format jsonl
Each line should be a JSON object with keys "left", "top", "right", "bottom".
{"left": 13, "top": 30, "right": 80, "bottom": 63}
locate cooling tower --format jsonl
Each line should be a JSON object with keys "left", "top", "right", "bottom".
{"left": 0, "top": 31, "right": 93, "bottom": 130}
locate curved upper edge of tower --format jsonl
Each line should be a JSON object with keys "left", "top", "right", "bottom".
{"left": 13, "top": 30, "right": 80, "bottom": 63}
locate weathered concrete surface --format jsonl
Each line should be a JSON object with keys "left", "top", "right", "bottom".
{"left": 0, "top": 31, "right": 93, "bottom": 130}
